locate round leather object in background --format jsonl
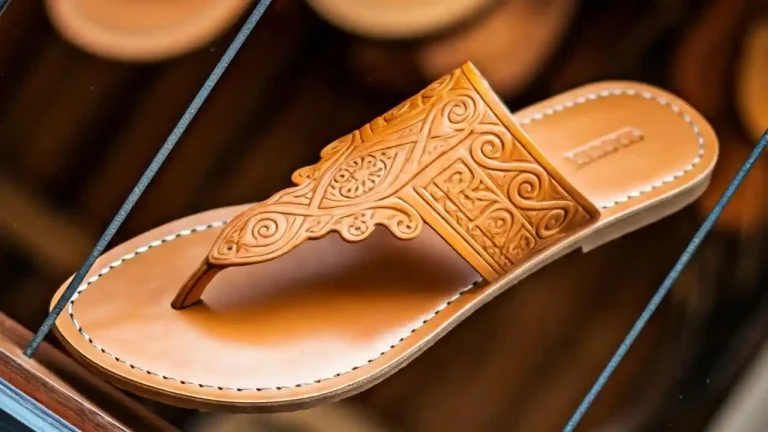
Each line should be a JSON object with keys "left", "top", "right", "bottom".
{"left": 736, "top": 17, "right": 768, "bottom": 142}
{"left": 46, "top": 0, "right": 251, "bottom": 62}
{"left": 305, "top": 0, "right": 496, "bottom": 39}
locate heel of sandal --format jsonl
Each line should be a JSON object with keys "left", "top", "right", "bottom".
{"left": 580, "top": 178, "right": 712, "bottom": 253}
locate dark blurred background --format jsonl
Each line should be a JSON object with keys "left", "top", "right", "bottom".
{"left": 0, "top": 0, "right": 766, "bottom": 430}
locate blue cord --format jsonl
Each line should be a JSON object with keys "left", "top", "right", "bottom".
{"left": 563, "top": 129, "right": 768, "bottom": 431}
{"left": 23, "top": 0, "right": 274, "bottom": 358}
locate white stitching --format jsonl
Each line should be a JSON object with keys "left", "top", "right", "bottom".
{"left": 68, "top": 228, "right": 476, "bottom": 391}
{"left": 67, "top": 88, "right": 706, "bottom": 391}
{"left": 517, "top": 88, "right": 705, "bottom": 209}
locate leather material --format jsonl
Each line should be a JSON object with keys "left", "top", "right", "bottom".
{"left": 305, "top": 0, "right": 495, "bottom": 39}
{"left": 737, "top": 16, "right": 768, "bottom": 142}
{"left": 51, "top": 63, "right": 719, "bottom": 411}
{"left": 46, "top": 0, "right": 249, "bottom": 62}
{"left": 173, "top": 64, "right": 600, "bottom": 309}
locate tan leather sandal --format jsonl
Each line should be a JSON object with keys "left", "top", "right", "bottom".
{"left": 51, "top": 62, "right": 719, "bottom": 412}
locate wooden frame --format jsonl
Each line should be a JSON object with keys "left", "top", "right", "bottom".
{"left": 0, "top": 313, "right": 178, "bottom": 431}
{"left": 0, "top": 376, "right": 77, "bottom": 431}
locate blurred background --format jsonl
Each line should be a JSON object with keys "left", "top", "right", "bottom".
{"left": 0, "top": 0, "right": 766, "bottom": 430}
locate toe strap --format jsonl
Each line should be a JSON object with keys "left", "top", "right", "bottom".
{"left": 172, "top": 62, "right": 600, "bottom": 309}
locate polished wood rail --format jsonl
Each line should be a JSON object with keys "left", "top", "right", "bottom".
{"left": 0, "top": 312, "right": 178, "bottom": 431}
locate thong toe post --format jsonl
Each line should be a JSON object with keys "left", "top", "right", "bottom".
{"left": 51, "top": 62, "right": 718, "bottom": 411}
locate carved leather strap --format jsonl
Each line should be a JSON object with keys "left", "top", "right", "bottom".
{"left": 172, "top": 62, "right": 600, "bottom": 309}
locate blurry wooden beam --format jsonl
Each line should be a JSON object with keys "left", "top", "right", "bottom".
{"left": 0, "top": 174, "right": 93, "bottom": 276}
{"left": 0, "top": 0, "right": 44, "bottom": 71}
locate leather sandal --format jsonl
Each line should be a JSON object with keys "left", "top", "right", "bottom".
{"left": 51, "top": 62, "right": 719, "bottom": 412}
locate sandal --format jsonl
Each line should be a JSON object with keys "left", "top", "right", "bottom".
{"left": 51, "top": 62, "right": 718, "bottom": 411}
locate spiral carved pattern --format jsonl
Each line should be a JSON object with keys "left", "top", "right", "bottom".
{"left": 412, "top": 87, "right": 595, "bottom": 276}
{"left": 208, "top": 65, "right": 596, "bottom": 280}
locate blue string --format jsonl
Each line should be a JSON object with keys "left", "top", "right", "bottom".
{"left": 563, "top": 129, "right": 768, "bottom": 431}
{"left": 23, "top": 0, "right": 274, "bottom": 358}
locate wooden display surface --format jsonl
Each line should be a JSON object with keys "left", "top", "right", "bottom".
{"left": 0, "top": 313, "right": 177, "bottom": 431}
